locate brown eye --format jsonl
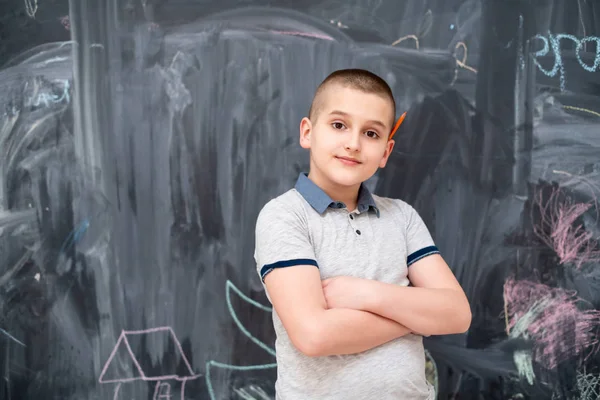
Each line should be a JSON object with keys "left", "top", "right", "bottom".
{"left": 332, "top": 122, "right": 345, "bottom": 130}
{"left": 365, "top": 130, "right": 379, "bottom": 138}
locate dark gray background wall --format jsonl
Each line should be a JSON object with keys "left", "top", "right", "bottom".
{"left": 1, "top": 0, "right": 600, "bottom": 399}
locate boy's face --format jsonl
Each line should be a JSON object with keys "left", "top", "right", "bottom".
{"left": 299, "top": 85, "right": 395, "bottom": 190}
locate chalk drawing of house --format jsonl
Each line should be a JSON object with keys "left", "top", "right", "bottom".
{"left": 99, "top": 327, "right": 201, "bottom": 400}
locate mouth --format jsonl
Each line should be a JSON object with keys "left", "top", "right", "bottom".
{"left": 335, "top": 156, "right": 361, "bottom": 166}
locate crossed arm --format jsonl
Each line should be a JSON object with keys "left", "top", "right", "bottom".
{"left": 263, "top": 254, "right": 471, "bottom": 357}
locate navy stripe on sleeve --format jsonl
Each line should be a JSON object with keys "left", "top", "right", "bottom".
{"left": 407, "top": 246, "right": 440, "bottom": 267}
{"left": 260, "top": 259, "right": 319, "bottom": 282}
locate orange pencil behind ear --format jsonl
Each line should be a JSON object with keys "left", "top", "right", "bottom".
{"left": 389, "top": 112, "right": 407, "bottom": 140}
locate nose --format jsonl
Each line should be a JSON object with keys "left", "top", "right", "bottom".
{"left": 344, "top": 131, "right": 361, "bottom": 152}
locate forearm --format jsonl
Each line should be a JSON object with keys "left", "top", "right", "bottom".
{"left": 365, "top": 282, "right": 471, "bottom": 336}
{"left": 312, "top": 308, "right": 411, "bottom": 356}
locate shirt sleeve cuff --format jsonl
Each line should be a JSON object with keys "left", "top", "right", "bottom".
{"left": 407, "top": 246, "right": 440, "bottom": 267}
{"left": 260, "top": 258, "right": 319, "bottom": 282}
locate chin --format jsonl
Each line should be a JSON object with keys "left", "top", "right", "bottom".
{"left": 325, "top": 168, "right": 370, "bottom": 187}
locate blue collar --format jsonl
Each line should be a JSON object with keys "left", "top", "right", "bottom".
{"left": 294, "top": 173, "right": 380, "bottom": 217}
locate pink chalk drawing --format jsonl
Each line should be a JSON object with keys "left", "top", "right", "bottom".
{"left": 532, "top": 186, "right": 600, "bottom": 269}
{"left": 99, "top": 327, "right": 201, "bottom": 400}
{"left": 503, "top": 277, "right": 600, "bottom": 370}
{"left": 60, "top": 15, "right": 70, "bottom": 31}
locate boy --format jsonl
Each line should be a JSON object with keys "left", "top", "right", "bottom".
{"left": 254, "top": 69, "right": 471, "bottom": 400}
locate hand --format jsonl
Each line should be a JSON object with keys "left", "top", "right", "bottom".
{"left": 321, "top": 276, "right": 376, "bottom": 311}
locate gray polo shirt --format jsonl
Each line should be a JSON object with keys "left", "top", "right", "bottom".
{"left": 254, "top": 173, "right": 439, "bottom": 400}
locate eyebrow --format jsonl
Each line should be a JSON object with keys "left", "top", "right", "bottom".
{"left": 328, "top": 110, "right": 387, "bottom": 130}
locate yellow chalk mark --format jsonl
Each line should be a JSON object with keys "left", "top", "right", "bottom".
{"left": 450, "top": 42, "right": 477, "bottom": 86}
{"left": 562, "top": 105, "right": 600, "bottom": 118}
{"left": 454, "top": 42, "right": 478, "bottom": 73}
{"left": 391, "top": 35, "right": 419, "bottom": 49}
{"left": 390, "top": 36, "right": 478, "bottom": 88}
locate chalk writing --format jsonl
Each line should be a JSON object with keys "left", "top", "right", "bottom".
{"left": 25, "top": 79, "right": 71, "bottom": 109}
{"left": 503, "top": 277, "right": 600, "bottom": 370}
{"left": 206, "top": 280, "right": 276, "bottom": 400}
{"left": 389, "top": 32, "right": 476, "bottom": 88}
{"left": 577, "top": 0, "right": 587, "bottom": 39}
{"left": 0, "top": 328, "right": 25, "bottom": 347}
{"left": 225, "top": 280, "right": 274, "bottom": 356}
{"left": 511, "top": 348, "right": 535, "bottom": 385}
{"left": 448, "top": 41, "right": 477, "bottom": 86}
{"left": 577, "top": 368, "right": 600, "bottom": 400}
{"left": 454, "top": 42, "right": 477, "bottom": 73}
{"left": 25, "top": 0, "right": 38, "bottom": 18}
{"left": 562, "top": 105, "right": 600, "bottom": 118}
{"left": 267, "top": 30, "right": 335, "bottom": 41}
{"left": 99, "top": 327, "right": 202, "bottom": 400}
{"left": 418, "top": 9, "right": 432, "bottom": 38}
{"left": 533, "top": 32, "right": 600, "bottom": 90}
{"left": 552, "top": 170, "right": 600, "bottom": 219}
{"left": 59, "top": 219, "right": 89, "bottom": 254}
{"left": 391, "top": 35, "right": 419, "bottom": 49}
{"left": 234, "top": 385, "right": 272, "bottom": 400}
{"left": 517, "top": 15, "right": 525, "bottom": 71}
{"left": 532, "top": 186, "right": 600, "bottom": 269}
{"left": 328, "top": 19, "right": 348, "bottom": 29}
{"left": 60, "top": 15, "right": 70, "bottom": 31}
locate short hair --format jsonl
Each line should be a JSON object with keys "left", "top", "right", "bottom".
{"left": 308, "top": 69, "right": 396, "bottom": 126}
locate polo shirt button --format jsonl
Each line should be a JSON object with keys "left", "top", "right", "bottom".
{"left": 356, "top": 229, "right": 361, "bottom": 235}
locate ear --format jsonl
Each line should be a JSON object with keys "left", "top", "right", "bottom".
{"left": 379, "top": 139, "right": 395, "bottom": 168}
{"left": 299, "top": 117, "right": 312, "bottom": 149}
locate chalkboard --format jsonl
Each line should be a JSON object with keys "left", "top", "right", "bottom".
{"left": 1, "top": 0, "right": 600, "bottom": 399}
